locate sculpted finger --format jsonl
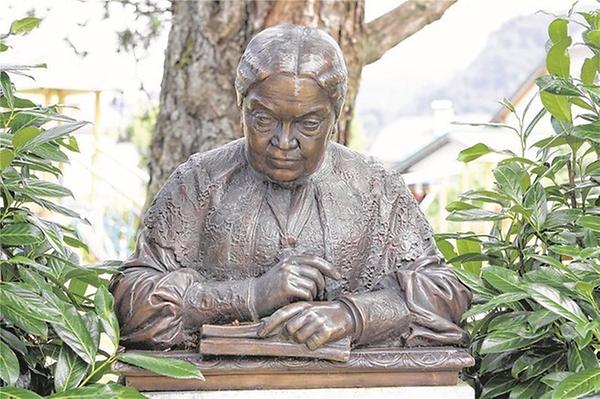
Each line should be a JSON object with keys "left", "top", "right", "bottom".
{"left": 258, "top": 302, "right": 310, "bottom": 337}
{"left": 292, "top": 255, "right": 341, "bottom": 280}
{"left": 290, "top": 276, "right": 317, "bottom": 299}
{"left": 306, "top": 329, "right": 332, "bottom": 350}
{"left": 291, "top": 319, "right": 321, "bottom": 344}
{"left": 289, "top": 281, "right": 314, "bottom": 301}
{"left": 284, "top": 311, "right": 311, "bottom": 335}
{"left": 296, "top": 267, "right": 325, "bottom": 297}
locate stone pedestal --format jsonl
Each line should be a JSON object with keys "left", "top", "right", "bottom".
{"left": 145, "top": 383, "right": 475, "bottom": 399}
{"left": 115, "top": 347, "right": 474, "bottom": 391}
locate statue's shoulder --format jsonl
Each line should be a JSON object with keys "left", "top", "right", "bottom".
{"left": 328, "top": 142, "right": 396, "bottom": 181}
{"left": 185, "top": 138, "right": 246, "bottom": 180}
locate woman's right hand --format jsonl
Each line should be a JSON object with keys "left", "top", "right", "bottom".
{"left": 252, "top": 255, "right": 340, "bottom": 317}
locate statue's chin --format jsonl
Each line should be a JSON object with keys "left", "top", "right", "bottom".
{"left": 265, "top": 171, "right": 307, "bottom": 188}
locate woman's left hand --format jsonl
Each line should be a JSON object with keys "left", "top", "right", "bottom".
{"left": 258, "top": 301, "right": 355, "bottom": 350}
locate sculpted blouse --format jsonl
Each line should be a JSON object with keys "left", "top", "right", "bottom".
{"left": 110, "top": 139, "right": 471, "bottom": 349}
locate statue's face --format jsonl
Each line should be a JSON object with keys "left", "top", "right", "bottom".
{"left": 242, "top": 74, "right": 336, "bottom": 183}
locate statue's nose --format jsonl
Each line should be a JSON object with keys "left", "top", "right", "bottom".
{"left": 272, "top": 123, "right": 298, "bottom": 150}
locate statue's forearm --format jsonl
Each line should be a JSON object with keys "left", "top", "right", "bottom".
{"left": 337, "top": 289, "right": 412, "bottom": 346}
{"left": 183, "top": 277, "right": 259, "bottom": 328}
{"left": 112, "top": 267, "right": 258, "bottom": 349}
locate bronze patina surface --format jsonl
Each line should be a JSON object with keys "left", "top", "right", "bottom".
{"left": 110, "top": 24, "right": 472, "bottom": 385}
{"left": 115, "top": 347, "right": 475, "bottom": 391}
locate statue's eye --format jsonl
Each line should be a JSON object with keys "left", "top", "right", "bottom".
{"left": 253, "top": 112, "right": 276, "bottom": 130}
{"left": 299, "top": 118, "right": 321, "bottom": 133}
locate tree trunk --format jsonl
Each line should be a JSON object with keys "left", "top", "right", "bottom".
{"left": 146, "top": 0, "right": 457, "bottom": 208}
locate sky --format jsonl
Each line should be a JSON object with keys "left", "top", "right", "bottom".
{"left": 1, "top": 0, "right": 593, "bottom": 129}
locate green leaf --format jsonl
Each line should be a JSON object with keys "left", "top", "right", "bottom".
{"left": 445, "top": 200, "right": 477, "bottom": 211}
{"left": 117, "top": 352, "right": 204, "bottom": 380}
{"left": 435, "top": 238, "right": 458, "bottom": 263}
{"left": 1, "top": 255, "right": 47, "bottom": 273}
{"left": 46, "top": 295, "right": 97, "bottom": 364}
{"left": 527, "top": 283, "right": 587, "bottom": 325}
{"left": 583, "top": 29, "right": 600, "bottom": 50}
{"left": 12, "top": 127, "right": 40, "bottom": 150}
{"left": 0, "top": 329, "right": 27, "bottom": 357}
{"left": 0, "top": 148, "right": 14, "bottom": 170}
{"left": 482, "top": 266, "right": 523, "bottom": 293}
{"left": 9, "top": 17, "right": 41, "bottom": 35}
{"left": 0, "top": 339, "right": 19, "bottom": 386}
{"left": 528, "top": 254, "right": 564, "bottom": 269}
{"left": 20, "top": 121, "right": 88, "bottom": 152}
{"left": 18, "top": 179, "right": 73, "bottom": 198}
{"left": 570, "top": 97, "right": 594, "bottom": 112}
{"left": 458, "top": 143, "right": 493, "bottom": 163}
{"left": 451, "top": 267, "right": 495, "bottom": 298}
{"left": 509, "top": 380, "right": 544, "bottom": 399}
{"left": 460, "top": 189, "right": 511, "bottom": 206}
{"left": 0, "top": 43, "right": 7, "bottom": 52}
{"left": 54, "top": 346, "right": 88, "bottom": 392}
{"left": 550, "top": 245, "right": 581, "bottom": 258}
{"left": 481, "top": 375, "right": 514, "bottom": 399}
{"left": 0, "top": 223, "right": 43, "bottom": 246}
{"left": 524, "top": 183, "right": 547, "bottom": 226}
{"left": 461, "top": 291, "right": 529, "bottom": 320}
{"left": 547, "top": 37, "right": 572, "bottom": 78}
{"left": 0, "top": 96, "right": 36, "bottom": 109}
{"left": 48, "top": 383, "right": 145, "bottom": 399}
{"left": 544, "top": 209, "right": 582, "bottom": 229}
{"left": 456, "top": 238, "right": 482, "bottom": 274}
{"left": 549, "top": 19, "right": 569, "bottom": 43}
{"left": 447, "top": 208, "right": 507, "bottom": 222}
{"left": 512, "top": 351, "right": 563, "bottom": 380}
{"left": 494, "top": 162, "right": 526, "bottom": 199}
{"left": 536, "top": 75, "right": 581, "bottom": 96}
{"left": 572, "top": 122, "right": 600, "bottom": 144}
{"left": 0, "top": 283, "right": 60, "bottom": 323}
{"left": 0, "top": 387, "right": 43, "bottom": 399}
{"left": 64, "top": 236, "right": 89, "bottom": 252}
{"left": 542, "top": 371, "right": 573, "bottom": 389}
{"left": 577, "top": 215, "right": 600, "bottom": 232}
{"left": 581, "top": 55, "right": 598, "bottom": 85}
{"left": 567, "top": 345, "right": 599, "bottom": 372}
{"left": 553, "top": 368, "right": 600, "bottom": 399}
{"left": 541, "top": 91, "right": 572, "bottom": 122}
{"left": 0, "top": 306, "right": 48, "bottom": 338}
{"left": 30, "top": 142, "right": 69, "bottom": 162}
{"left": 528, "top": 254, "right": 576, "bottom": 278}
{"left": 0, "top": 71, "right": 14, "bottom": 109}
{"left": 527, "top": 309, "right": 560, "bottom": 330}
{"left": 94, "top": 286, "right": 120, "bottom": 347}
{"left": 59, "top": 136, "right": 80, "bottom": 152}
{"left": 487, "top": 312, "right": 530, "bottom": 333}
{"left": 480, "top": 352, "right": 515, "bottom": 374}
{"left": 480, "top": 330, "right": 543, "bottom": 354}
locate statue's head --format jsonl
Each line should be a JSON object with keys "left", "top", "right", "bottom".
{"left": 235, "top": 24, "right": 348, "bottom": 184}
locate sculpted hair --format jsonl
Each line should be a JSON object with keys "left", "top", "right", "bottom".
{"left": 235, "top": 24, "right": 348, "bottom": 118}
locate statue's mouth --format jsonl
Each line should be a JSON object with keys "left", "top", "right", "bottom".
{"left": 268, "top": 156, "right": 302, "bottom": 168}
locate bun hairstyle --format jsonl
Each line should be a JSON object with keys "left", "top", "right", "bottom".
{"left": 235, "top": 24, "right": 348, "bottom": 119}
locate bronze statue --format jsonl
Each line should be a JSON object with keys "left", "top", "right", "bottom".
{"left": 111, "top": 24, "right": 471, "bottom": 356}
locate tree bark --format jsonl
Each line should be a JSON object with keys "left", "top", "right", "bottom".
{"left": 146, "top": 0, "right": 457, "bottom": 208}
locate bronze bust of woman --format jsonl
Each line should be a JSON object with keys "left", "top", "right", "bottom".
{"left": 111, "top": 24, "right": 471, "bottom": 353}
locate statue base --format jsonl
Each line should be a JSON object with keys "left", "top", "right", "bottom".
{"left": 114, "top": 346, "right": 474, "bottom": 391}
{"left": 144, "top": 382, "right": 475, "bottom": 398}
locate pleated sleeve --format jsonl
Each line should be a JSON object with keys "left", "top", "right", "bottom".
{"left": 340, "top": 170, "right": 471, "bottom": 347}
{"left": 110, "top": 156, "right": 257, "bottom": 349}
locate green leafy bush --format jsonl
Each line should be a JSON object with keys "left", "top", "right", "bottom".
{"left": 437, "top": 8, "right": 600, "bottom": 399}
{"left": 0, "top": 17, "right": 202, "bottom": 398}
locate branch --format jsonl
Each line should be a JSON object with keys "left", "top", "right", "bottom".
{"left": 363, "top": 0, "right": 458, "bottom": 65}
